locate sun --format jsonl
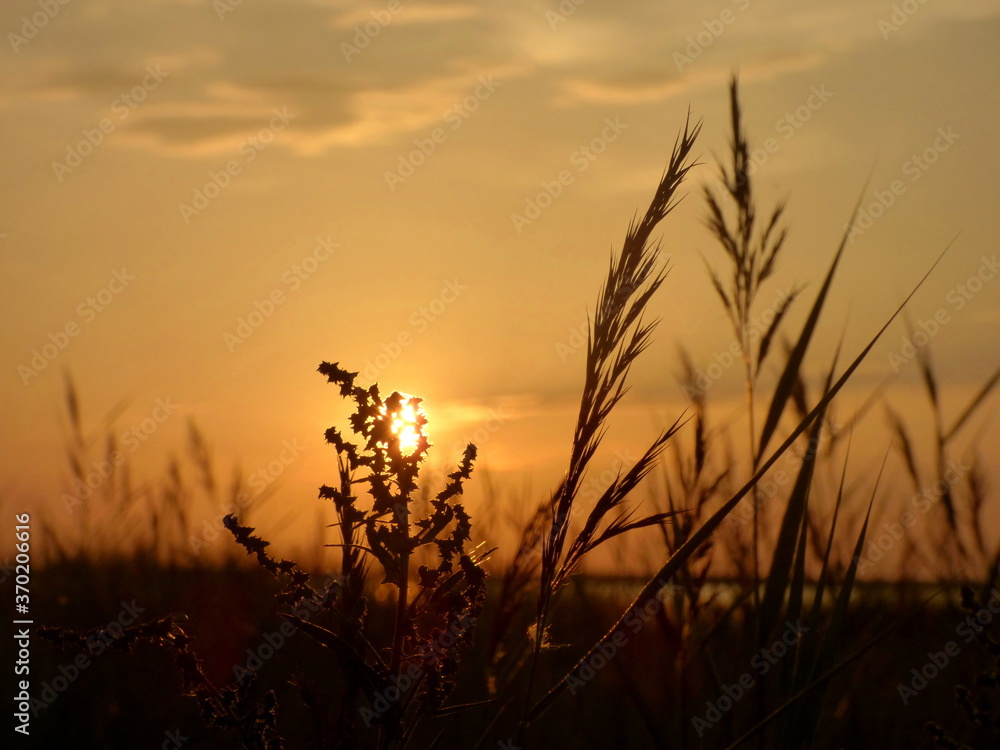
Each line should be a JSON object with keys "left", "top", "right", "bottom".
{"left": 381, "top": 395, "right": 424, "bottom": 456}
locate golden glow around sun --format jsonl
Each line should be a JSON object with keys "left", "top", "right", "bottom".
{"left": 381, "top": 396, "right": 424, "bottom": 456}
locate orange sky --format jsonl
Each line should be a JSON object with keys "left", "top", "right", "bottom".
{"left": 2, "top": 0, "right": 999, "bottom": 567}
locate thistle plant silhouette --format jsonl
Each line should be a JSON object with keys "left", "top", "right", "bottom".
{"left": 311, "top": 362, "right": 489, "bottom": 748}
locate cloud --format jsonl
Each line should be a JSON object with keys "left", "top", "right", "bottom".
{"left": 110, "top": 64, "right": 524, "bottom": 156}
{"left": 14, "top": 0, "right": 980, "bottom": 161}
{"left": 328, "top": 2, "right": 479, "bottom": 30}
{"left": 551, "top": 50, "right": 826, "bottom": 108}
{"left": 0, "top": 0, "right": 530, "bottom": 157}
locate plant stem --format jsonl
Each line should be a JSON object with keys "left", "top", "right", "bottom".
{"left": 391, "top": 502, "right": 410, "bottom": 680}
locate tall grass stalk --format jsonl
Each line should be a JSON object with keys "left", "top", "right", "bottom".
{"left": 702, "top": 78, "right": 794, "bottom": 613}
{"left": 519, "top": 114, "right": 700, "bottom": 742}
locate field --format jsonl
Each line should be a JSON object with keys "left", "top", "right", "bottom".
{"left": 7, "top": 79, "right": 1000, "bottom": 750}
{"left": 12, "top": 565, "right": 997, "bottom": 749}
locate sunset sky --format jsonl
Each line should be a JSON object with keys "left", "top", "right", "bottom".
{"left": 3, "top": 0, "right": 999, "bottom": 564}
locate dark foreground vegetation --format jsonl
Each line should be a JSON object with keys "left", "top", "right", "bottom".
{"left": 13, "top": 563, "right": 1000, "bottom": 749}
